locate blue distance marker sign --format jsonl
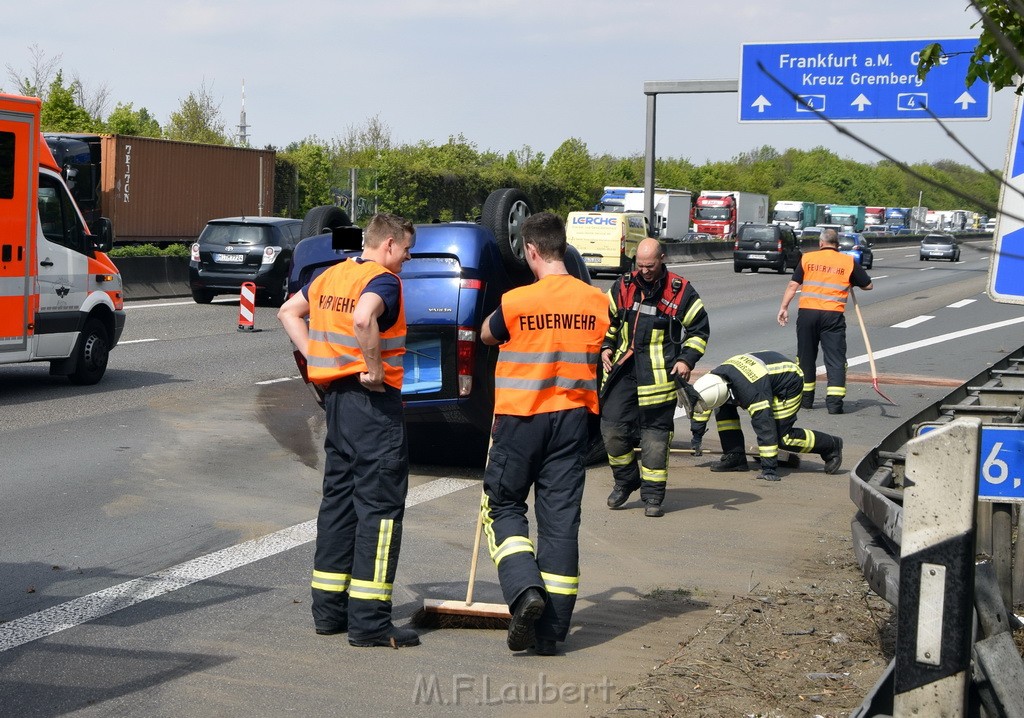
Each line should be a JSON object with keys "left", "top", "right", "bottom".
{"left": 918, "top": 424, "right": 1024, "bottom": 502}
{"left": 739, "top": 38, "right": 991, "bottom": 122}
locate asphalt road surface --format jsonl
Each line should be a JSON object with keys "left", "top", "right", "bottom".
{"left": 1, "top": 239, "right": 1020, "bottom": 716}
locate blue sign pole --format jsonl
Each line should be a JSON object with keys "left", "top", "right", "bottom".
{"left": 740, "top": 38, "right": 990, "bottom": 123}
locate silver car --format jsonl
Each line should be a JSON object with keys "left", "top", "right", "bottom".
{"left": 919, "top": 233, "right": 960, "bottom": 262}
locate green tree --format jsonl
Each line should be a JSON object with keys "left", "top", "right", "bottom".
{"left": 40, "top": 71, "right": 95, "bottom": 131}
{"left": 918, "top": 2, "right": 1024, "bottom": 92}
{"left": 164, "top": 82, "right": 230, "bottom": 144}
{"left": 104, "top": 102, "right": 162, "bottom": 137}
{"left": 281, "top": 138, "right": 333, "bottom": 215}
{"left": 546, "top": 137, "right": 595, "bottom": 214}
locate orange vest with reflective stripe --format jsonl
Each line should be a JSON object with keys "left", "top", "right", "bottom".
{"left": 493, "top": 274, "right": 610, "bottom": 416}
{"left": 306, "top": 259, "right": 406, "bottom": 389}
{"left": 797, "top": 248, "right": 854, "bottom": 312}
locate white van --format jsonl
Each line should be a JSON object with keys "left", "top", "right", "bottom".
{"left": 566, "top": 211, "right": 649, "bottom": 276}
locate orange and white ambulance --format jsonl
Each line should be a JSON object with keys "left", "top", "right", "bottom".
{"left": 0, "top": 93, "right": 124, "bottom": 384}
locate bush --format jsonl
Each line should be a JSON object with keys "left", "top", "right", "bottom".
{"left": 108, "top": 243, "right": 191, "bottom": 258}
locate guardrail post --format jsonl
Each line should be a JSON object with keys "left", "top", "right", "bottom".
{"left": 893, "top": 417, "right": 980, "bottom": 717}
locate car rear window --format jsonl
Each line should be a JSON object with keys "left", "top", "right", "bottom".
{"left": 201, "top": 223, "right": 274, "bottom": 245}
{"left": 400, "top": 255, "right": 461, "bottom": 278}
{"left": 739, "top": 226, "right": 777, "bottom": 241}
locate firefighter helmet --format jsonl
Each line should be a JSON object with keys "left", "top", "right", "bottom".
{"left": 692, "top": 373, "right": 730, "bottom": 412}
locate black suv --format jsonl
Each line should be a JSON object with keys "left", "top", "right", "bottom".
{"left": 733, "top": 223, "right": 801, "bottom": 274}
{"left": 189, "top": 216, "right": 302, "bottom": 305}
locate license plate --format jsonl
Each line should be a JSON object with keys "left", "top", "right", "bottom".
{"left": 930, "top": 251, "right": 945, "bottom": 256}
{"left": 214, "top": 253, "right": 245, "bottom": 263}
{"left": 748, "top": 254, "right": 766, "bottom": 260}
{"left": 582, "top": 256, "right": 601, "bottom": 264}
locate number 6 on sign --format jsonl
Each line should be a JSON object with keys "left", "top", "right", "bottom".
{"left": 982, "top": 441, "right": 1008, "bottom": 485}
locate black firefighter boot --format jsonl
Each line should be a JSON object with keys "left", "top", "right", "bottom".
{"left": 820, "top": 437, "right": 844, "bottom": 474}
{"left": 709, "top": 452, "right": 749, "bottom": 472}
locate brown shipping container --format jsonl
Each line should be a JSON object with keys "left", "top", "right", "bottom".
{"left": 99, "top": 135, "right": 275, "bottom": 243}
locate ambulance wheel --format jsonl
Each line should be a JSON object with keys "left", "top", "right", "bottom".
{"left": 301, "top": 205, "right": 352, "bottom": 239}
{"left": 482, "top": 188, "right": 534, "bottom": 278}
{"left": 68, "top": 318, "right": 110, "bottom": 385}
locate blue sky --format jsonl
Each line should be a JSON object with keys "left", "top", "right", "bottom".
{"left": 3, "top": 0, "right": 1014, "bottom": 172}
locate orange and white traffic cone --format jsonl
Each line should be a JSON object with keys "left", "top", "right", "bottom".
{"left": 238, "top": 281, "right": 257, "bottom": 332}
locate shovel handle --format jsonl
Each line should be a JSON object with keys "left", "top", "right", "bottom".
{"left": 850, "top": 290, "right": 878, "bottom": 382}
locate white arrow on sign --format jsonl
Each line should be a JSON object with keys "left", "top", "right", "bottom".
{"left": 955, "top": 91, "right": 977, "bottom": 110}
{"left": 751, "top": 95, "right": 772, "bottom": 113}
{"left": 852, "top": 93, "right": 872, "bottom": 111}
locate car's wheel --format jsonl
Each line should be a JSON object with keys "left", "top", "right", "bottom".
{"left": 68, "top": 318, "right": 110, "bottom": 385}
{"left": 751, "top": 266, "right": 759, "bottom": 273}
{"left": 266, "top": 272, "right": 289, "bottom": 307}
{"left": 192, "top": 288, "right": 214, "bottom": 304}
{"left": 864, "top": 256, "right": 873, "bottom": 270}
{"left": 733, "top": 263, "right": 743, "bottom": 273}
{"left": 301, "top": 205, "right": 352, "bottom": 239}
{"left": 776, "top": 258, "right": 787, "bottom": 274}
{"left": 481, "top": 188, "right": 533, "bottom": 277}
{"left": 954, "top": 252, "right": 961, "bottom": 262}
{"left": 920, "top": 255, "right": 927, "bottom": 261}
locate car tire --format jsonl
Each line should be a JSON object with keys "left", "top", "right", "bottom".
{"left": 953, "top": 252, "right": 960, "bottom": 262}
{"left": 751, "top": 266, "right": 759, "bottom": 273}
{"left": 776, "top": 259, "right": 786, "bottom": 274}
{"left": 301, "top": 205, "right": 352, "bottom": 240}
{"left": 733, "top": 263, "right": 742, "bottom": 273}
{"left": 920, "top": 255, "right": 927, "bottom": 261}
{"left": 192, "top": 288, "right": 215, "bottom": 304}
{"left": 68, "top": 318, "right": 109, "bottom": 385}
{"left": 266, "top": 272, "right": 289, "bottom": 307}
{"left": 481, "top": 188, "right": 533, "bottom": 278}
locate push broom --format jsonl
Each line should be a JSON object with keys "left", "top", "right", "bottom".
{"left": 412, "top": 429, "right": 512, "bottom": 629}
{"left": 849, "top": 289, "right": 897, "bottom": 406}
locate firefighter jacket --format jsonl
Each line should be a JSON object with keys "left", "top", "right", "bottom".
{"left": 696, "top": 351, "right": 804, "bottom": 463}
{"left": 796, "top": 247, "right": 856, "bottom": 312}
{"left": 306, "top": 259, "right": 406, "bottom": 390}
{"left": 493, "top": 274, "right": 610, "bottom": 417}
{"left": 603, "top": 268, "right": 710, "bottom": 407}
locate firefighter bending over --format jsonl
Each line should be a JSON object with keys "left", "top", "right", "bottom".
{"left": 685, "top": 351, "right": 844, "bottom": 481}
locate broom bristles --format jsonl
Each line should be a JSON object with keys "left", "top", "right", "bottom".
{"left": 410, "top": 599, "right": 512, "bottom": 629}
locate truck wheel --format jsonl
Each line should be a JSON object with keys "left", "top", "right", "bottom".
{"left": 192, "top": 288, "right": 214, "bottom": 304}
{"left": 481, "top": 188, "right": 533, "bottom": 277}
{"left": 301, "top": 206, "right": 352, "bottom": 239}
{"left": 68, "top": 319, "right": 109, "bottom": 385}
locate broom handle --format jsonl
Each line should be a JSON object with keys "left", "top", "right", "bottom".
{"left": 850, "top": 290, "right": 878, "bottom": 381}
{"left": 466, "top": 420, "right": 496, "bottom": 606}
{"left": 465, "top": 491, "right": 484, "bottom": 606}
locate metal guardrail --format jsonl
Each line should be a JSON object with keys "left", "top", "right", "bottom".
{"left": 850, "top": 344, "right": 1024, "bottom": 608}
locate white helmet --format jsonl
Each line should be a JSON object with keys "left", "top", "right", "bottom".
{"left": 692, "top": 373, "right": 730, "bottom": 412}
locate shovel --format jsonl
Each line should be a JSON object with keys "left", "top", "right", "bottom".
{"left": 849, "top": 289, "right": 897, "bottom": 406}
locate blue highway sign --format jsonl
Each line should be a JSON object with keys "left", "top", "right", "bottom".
{"left": 918, "top": 424, "right": 1024, "bottom": 502}
{"left": 740, "top": 38, "right": 991, "bottom": 123}
{"left": 989, "top": 92, "right": 1024, "bottom": 304}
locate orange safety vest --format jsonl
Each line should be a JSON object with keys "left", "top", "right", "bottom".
{"left": 797, "top": 248, "right": 854, "bottom": 312}
{"left": 493, "top": 274, "right": 610, "bottom": 416}
{"left": 306, "top": 259, "right": 406, "bottom": 389}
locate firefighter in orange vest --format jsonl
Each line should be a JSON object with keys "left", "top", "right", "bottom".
{"left": 778, "top": 228, "right": 872, "bottom": 415}
{"left": 480, "top": 212, "right": 610, "bottom": 656}
{"left": 278, "top": 213, "right": 420, "bottom": 648}
{"left": 601, "top": 238, "right": 710, "bottom": 517}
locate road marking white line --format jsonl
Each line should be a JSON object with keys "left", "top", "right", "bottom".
{"left": 817, "top": 315, "right": 1024, "bottom": 375}
{"left": 0, "top": 477, "right": 478, "bottom": 652}
{"left": 255, "top": 376, "right": 300, "bottom": 385}
{"left": 871, "top": 275, "right": 888, "bottom": 280}
{"left": 920, "top": 267, "right": 935, "bottom": 271}
{"left": 118, "top": 338, "right": 160, "bottom": 345}
{"left": 891, "top": 316, "right": 934, "bottom": 329}
{"left": 948, "top": 299, "right": 976, "bottom": 308}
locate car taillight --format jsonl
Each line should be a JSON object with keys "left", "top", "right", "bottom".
{"left": 262, "top": 246, "right": 283, "bottom": 265}
{"left": 457, "top": 326, "right": 476, "bottom": 397}
{"left": 460, "top": 278, "right": 483, "bottom": 290}
{"left": 777, "top": 239, "right": 783, "bottom": 252}
{"left": 734, "top": 238, "right": 739, "bottom": 250}
{"left": 190, "top": 243, "right": 200, "bottom": 261}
